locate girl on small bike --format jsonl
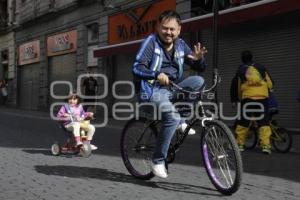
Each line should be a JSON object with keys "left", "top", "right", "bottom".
{"left": 57, "top": 93, "right": 97, "bottom": 150}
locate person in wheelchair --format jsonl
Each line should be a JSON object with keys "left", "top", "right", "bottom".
{"left": 132, "top": 10, "right": 207, "bottom": 178}
{"left": 57, "top": 93, "right": 97, "bottom": 150}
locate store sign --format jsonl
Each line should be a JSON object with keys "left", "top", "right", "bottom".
{"left": 108, "top": 0, "right": 175, "bottom": 45}
{"left": 18, "top": 40, "right": 40, "bottom": 65}
{"left": 47, "top": 30, "right": 77, "bottom": 56}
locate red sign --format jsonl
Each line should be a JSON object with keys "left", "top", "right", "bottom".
{"left": 47, "top": 30, "right": 77, "bottom": 56}
{"left": 18, "top": 40, "right": 40, "bottom": 65}
{"left": 108, "top": 0, "right": 176, "bottom": 44}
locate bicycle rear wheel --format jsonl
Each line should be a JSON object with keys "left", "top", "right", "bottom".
{"left": 244, "top": 127, "right": 258, "bottom": 149}
{"left": 200, "top": 120, "right": 243, "bottom": 195}
{"left": 120, "top": 118, "right": 157, "bottom": 180}
{"left": 271, "top": 127, "right": 292, "bottom": 153}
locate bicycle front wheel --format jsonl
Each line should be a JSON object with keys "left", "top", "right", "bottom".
{"left": 271, "top": 127, "right": 292, "bottom": 153}
{"left": 120, "top": 118, "right": 157, "bottom": 180}
{"left": 201, "top": 120, "right": 243, "bottom": 195}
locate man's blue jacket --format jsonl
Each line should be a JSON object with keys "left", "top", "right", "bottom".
{"left": 132, "top": 34, "right": 207, "bottom": 101}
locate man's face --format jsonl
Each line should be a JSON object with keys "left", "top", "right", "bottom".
{"left": 157, "top": 18, "right": 181, "bottom": 45}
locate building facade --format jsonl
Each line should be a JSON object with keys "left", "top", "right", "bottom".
{"left": 94, "top": 0, "right": 300, "bottom": 130}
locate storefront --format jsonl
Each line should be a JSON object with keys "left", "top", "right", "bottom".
{"left": 94, "top": 0, "right": 300, "bottom": 129}
{"left": 14, "top": 1, "right": 104, "bottom": 111}
{"left": 18, "top": 40, "right": 40, "bottom": 110}
{"left": 47, "top": 30, "right": 78, "bottom": 107}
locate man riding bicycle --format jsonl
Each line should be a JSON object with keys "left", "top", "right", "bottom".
{"left": 132, "top": 10, "right": 207, "bottom": 178}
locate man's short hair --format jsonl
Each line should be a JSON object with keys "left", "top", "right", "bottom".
{"left": 158, "top": 10, "right": 181, "bottom": 25}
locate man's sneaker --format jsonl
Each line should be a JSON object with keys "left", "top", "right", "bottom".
{"left": 261, "top": 146, "right": 271, "bottom": 155}
{"left": 178, "top": 123, "right": 196, "bottom": 135}
{"left": 90, "top": 144, "right": 98, "bottom": 150}
{"left": 151, "top": 162, "right": 168, "bottom": 178}
{"left": 238, "top": 145, "right": 245, "bottom": 152}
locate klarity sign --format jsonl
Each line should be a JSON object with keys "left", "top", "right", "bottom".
{"left": 18, "top": 40, "right": 40, "bottom": 66}
{"left": 108, "top": 0, "right": 175, "bottom": 45}
{"left": 47, "top": 30, "right": 77, "bottom": 56}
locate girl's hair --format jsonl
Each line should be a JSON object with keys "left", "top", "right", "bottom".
{"left": 158, "top": 10, "right": 181, "bottom": 25}
{"left": 66, "top": 93, "right": 81, "bottom": 103}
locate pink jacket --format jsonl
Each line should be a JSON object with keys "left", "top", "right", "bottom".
{"left": 57, "top": 104, "right": 87, "bottom": 125}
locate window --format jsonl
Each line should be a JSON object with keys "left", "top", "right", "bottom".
{"left": 87, "top": 23, "right": 99, "bottom": 44}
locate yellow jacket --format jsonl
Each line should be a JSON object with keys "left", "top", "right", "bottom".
{"left": 237, "top": 64, "right": 273, "bottom": 100}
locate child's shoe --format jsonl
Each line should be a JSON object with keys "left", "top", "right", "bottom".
{"left": 238, "top": 145, "right": 245, "bottom": 152}
{"left": 261, "top": 146, "right": 271, "bottom": 155}
{"left": 90, "top": 144, "right": 98, "bottom": 150}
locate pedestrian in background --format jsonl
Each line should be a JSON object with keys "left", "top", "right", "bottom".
{"left": 0, "top": 79, "right": 8, "bottom": 105}
{"left": 82, "top": 71, "right": 98, "bottom": 112}
{"left": 234, "top": 50, "right": 274, "bottom": 154}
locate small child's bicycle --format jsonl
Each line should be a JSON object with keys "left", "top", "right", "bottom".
{"left": 51, "top": 120, "right": 92, "bottom": 157}
{"left": 245, "top": 117, "right": 293, "bottom": 153}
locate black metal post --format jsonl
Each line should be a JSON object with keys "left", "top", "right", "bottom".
{"left": 212, "top": 0, "right": 219, "bottom": 71}
{"left": 212, "top": 0, "right": 219, "bottom": 104}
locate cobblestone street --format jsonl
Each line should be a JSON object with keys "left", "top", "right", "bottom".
{"left": 0, "top": 108, "right": 299, "bottom": 200}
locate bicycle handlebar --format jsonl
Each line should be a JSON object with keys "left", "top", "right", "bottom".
{"left": 170, "top": 72, "right": 220, "bottom": 95}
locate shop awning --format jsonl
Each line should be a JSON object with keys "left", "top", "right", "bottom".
{"left": 94, "top": 0, "right": 300, "bottom": 57}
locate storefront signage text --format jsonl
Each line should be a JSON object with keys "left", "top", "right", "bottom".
{"left": 19, "top": 40, "right": 40, "bottom": 65}
{"left": 47, "top": 30, "right": 77, "bottom": 56}
{"left": 108, "top": 0, "right": 175, "bottom": 45}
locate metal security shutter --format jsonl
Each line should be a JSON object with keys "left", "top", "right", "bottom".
{"left": 114, "top": 54, "right": 136, "bottom": 102}
{"left": 18, "top": 63, "right": 40, "bottom": 110}
{"left": 111, "top": 54, "right": 136, "bottom": 118}
{"left": 198, "top": 12, "right": 300, "bottom": 129}
{"left": 48, "top": 53, "right": 76, "bottom": 107}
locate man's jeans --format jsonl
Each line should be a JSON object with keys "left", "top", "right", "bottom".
{"left": 150, "top": 76, "right": 205, "bottom": 164}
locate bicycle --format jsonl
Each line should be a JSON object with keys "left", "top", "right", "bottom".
{"left": 245, "top": 115, "right": 293, "bottom": 153}
{"left": 120, "top": 71, "right": 243, "bottom": 195}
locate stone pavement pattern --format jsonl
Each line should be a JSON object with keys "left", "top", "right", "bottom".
{"left": 0, "top": 108, "right": 300, "bottom": 200}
